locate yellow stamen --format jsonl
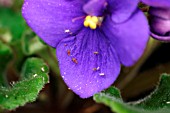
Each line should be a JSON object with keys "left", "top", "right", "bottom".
{"left": 89, "top": 21, "right": 97, "bottom": 29}
{"left": 84, "top": 20, "right": 89, "bottom": 27}
{"left": 91, "top": 16, "right": 98, "bottom": 23}
{"left": 84, "top": 15, "right": 99, "bottom": 30}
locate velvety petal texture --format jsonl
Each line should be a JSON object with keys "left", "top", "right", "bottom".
{"left": 101, "top": 10, "right": 149, "bottom": 66}
{"left": 56, "top": 29, "right": 120, "bottom": 98}
{"left": 83, "top": 0, "right": 107, "bottom": 16}
{"left": 107, "top": 0, "right": 139, "bottom": 23}
{"left": 22, "top": 0, "right": 149, "bottom": 98}
{"left": 141, "top": 0, "right": 170, "bottom": 8}
{"left": 149, "top": 7, "right": 170, "bottom": 20}
{"left": 149, "top": 7, "right": 170, "bottom": 41}
{"left": 22, "top": 0, "right": 86, "bottom": 47}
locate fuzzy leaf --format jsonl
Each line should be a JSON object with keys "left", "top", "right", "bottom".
{"left": 21, "top": 30, "right": 46, "bottom": 55}
{"left": 93, "top": 74, "right": 170, "bottom": 113}
{"left": 0, "top": 41, "right": 12, "bottom": 86}
{"left": 0, "top": 7, "right": 26, "bottom": 41}
{"left": 0, "top": 58, "right": 49, "bottom": 110}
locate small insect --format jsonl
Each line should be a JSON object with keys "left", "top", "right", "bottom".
{"left": 72, "top": 58, "right": 78, "bottom": 64}
{"left": 94, "top": 51, "right": 99, "bottom": 54}
{"left": 93, "top": 67, "right": 100, "bottom": 71}
{"left": 67, "top": 50, "right": 71, "bottom": 56}
{"left": 93, "top": 68, "right": 97, "bottom": 71}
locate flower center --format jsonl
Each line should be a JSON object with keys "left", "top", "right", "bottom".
{"left": 84, "top": 15, "right": 103, "bottom": 30}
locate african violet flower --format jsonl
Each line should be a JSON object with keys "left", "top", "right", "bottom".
{"left": 149, "top": 8, "right": 170, "bottom": 41}
{"left": 22, "top": 0, "right": 149, "bottom": 98}
{"left": 141, "top": 0, "right": 170, "bottom": 41}
{"left": 141, "top": 0, "right": 170, "bottom": 8}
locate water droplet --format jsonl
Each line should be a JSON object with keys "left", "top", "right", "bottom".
{"left": 65, "top": 29, "right": 70, "bottom": 33}
{"left": 33, "top": 74, "right": 37, "bottom": 77}
{"left": 63, "top": 72, "right": 66, "bottom": 75}
{"left": 10, "top": 81, "right": 15, "bottom": 86}
{"left": 99, "top": 73, "right": 105, "bottom": 76}
{"left": 5, "top": 95, "right": 8, "bottom": 98}
{"left": 166, "top": 101, "right": 170, "bottom": 104}
{"left": 41, "top": 67, "right": 45, "bottom": 72}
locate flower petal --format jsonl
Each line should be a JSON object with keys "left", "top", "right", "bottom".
{"left": 101, "top": 9, "right": 149, "bottom": 66}
{"left": 83, "top": 0, "right": 107, "bottom": 16}
{"left": 56, "top": 28, "right": 120, "bottom": 98}
{"left": 141, "top": 0, "right": 170, "bottom": 8}
{"left": 149, "top": 7, "right": 170, "bottom": 41}
{"left": 22, "top": 0, "right": 86, "bottom": 47}
{"left": 151, "top": 33, "right": 170, "bottom": 41}
{"left": 107, "top": 0, "right": 139, "bottom": 23}
{"left": 149, "top": 7, "right": 170, "bottom": 20}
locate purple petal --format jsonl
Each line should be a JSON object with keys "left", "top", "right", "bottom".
{"left": 101, "top": 9, "right": 149, "bottom": 66}
{"left": 149, "top": 7, "right": 170, "bottom": 20}
{"left": 56, "top": 28, "right": 120, "bottom": 98}
{"left": 149, "top": 8, "right": 170, "bottom": 41}
{"left": 107, "top": 0, "right": 139, "bottom": 23}
{"left": 141, "top": 0, "right": 170, "bottom": 8}
{"left": 83, "top": 0, "right": 107, "bottom": 16}
{"left": 151, "top": 33, "right": 170, "bottom": 41}
{"left": 22, "top": 0, "right": 86, "bottom": 47}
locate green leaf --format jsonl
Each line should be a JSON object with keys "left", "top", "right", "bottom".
{"left": 0, "top": 58, "right": 49, "bottom": 110}
{"left": 21, "top": 30, "right": 47, "bottom": 55}
{"left": 0, "top": 7, "right": 26, "bottom": 41}
{"left": 134, "top": 74, "right": 170, "bottom": 109}
{"left": 0, "top": 41, "right": 12, "bottom": 86}
{"left": 21, "top": 57, "right": 49, "bottom": 82}
{"left": 93, "top": 74, "right": 170, "bottom": 113}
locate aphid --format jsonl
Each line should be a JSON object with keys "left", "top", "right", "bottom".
{"left": 67, "top": 50, "right": 71, "bottom": 56}
{"left": 94, "top": 51, "right": 99, "bottom": 54}
{"left": 72, "top": 58, "right": 78, "bottom": 64}
{"left": 93, "top": 68, "right": 97, "bottom": 71}
{"left": 93, "top": 67, "right": 100, "bottom": 71}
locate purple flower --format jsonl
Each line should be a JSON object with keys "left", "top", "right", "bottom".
{"left": 141, "top": 0, "right": 170, "bottom": 8}
{"left": 141, "top": 0, "right": 170, "bottom": 41}
{"left": 149, "top": 8, "right": 170, "bottom": 41}
{"left": 22, "top": 0, "right": 149, "bottom": 98}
